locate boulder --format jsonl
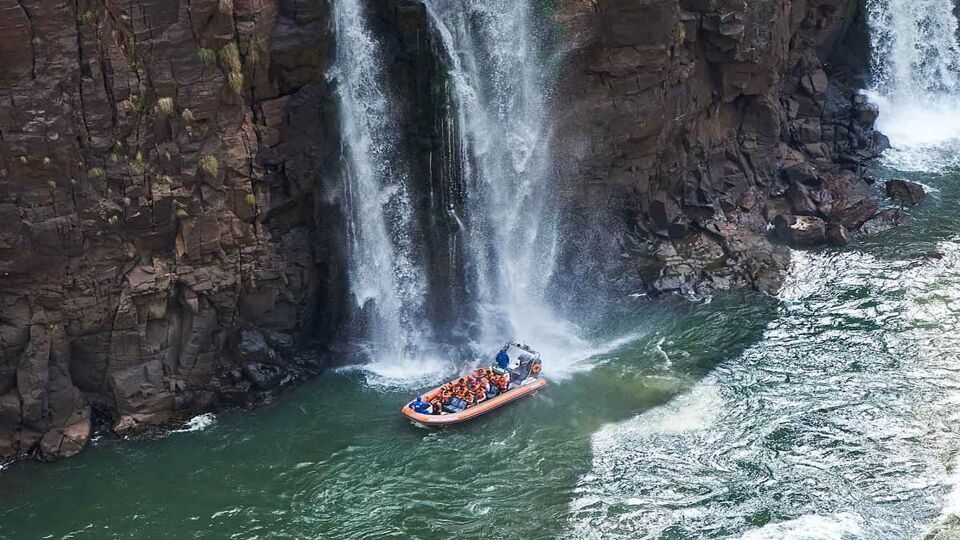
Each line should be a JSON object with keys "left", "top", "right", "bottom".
{"left": 242, "top": 363, "right": 286, "bottom": 391}
{"left": 774, "top": 214, "right": 827, "bottom": 247}
{"left": 236, "top": 329, "right": 284, "bottom": 366}
{"left": 885, "top": 180, "right": 925, "bottom": 205}
{"left": 39, "top": 408, "right": 92, "bottom": 461}
{"left": 783, "top": 162, "right": 820, "bottom": 186}
{"left": 826, "top": 223, "right": 852, "bottom": 246}
{"left": 861, "top": 209, "right": 913, "bottom": 235}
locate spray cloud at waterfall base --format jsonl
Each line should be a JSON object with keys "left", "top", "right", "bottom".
{"left": 865, "top": 0, "right": 960, "bottom": 173}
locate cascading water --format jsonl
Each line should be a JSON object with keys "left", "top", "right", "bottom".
{"left": 330, "top": 0, "right": 434, "bottom": 375}
{"left": 424, "top": 0, "right": 594, "bottom": 373}
{"left": 865, "top": 0, "right": 960, "bottom": 171}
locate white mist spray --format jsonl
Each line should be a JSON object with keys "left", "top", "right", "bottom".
{"left": 423, "top": 0, "right": 601, "bottom": 377}
{"left": 331, "top": 0, "right": 434, "bottom": 375}
{"left": 866, "top": 0, "right": 960, "bottom": 171}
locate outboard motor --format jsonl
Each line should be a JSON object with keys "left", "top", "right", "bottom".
{"left": 512, "top": 353, "right": 535, "bottom": 383}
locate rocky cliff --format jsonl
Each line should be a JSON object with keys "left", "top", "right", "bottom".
{"left": 0, "top": 0, "right": 345, "bottom": 462}
{"left": 0, "top": 0, "right": 883, "bottom": 464}
{"left": 553, "top": 0, "right": 885, "bottom": 297}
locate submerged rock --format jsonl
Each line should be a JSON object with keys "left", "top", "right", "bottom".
{"left": 861, "top": 209, "right": 913, "bottom": 235}
{"left": 885, "top": 180, "right": 926, "bottom": 205}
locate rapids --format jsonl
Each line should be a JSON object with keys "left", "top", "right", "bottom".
{"left": 5, "top": 170, "right": 960, "bottom": 538}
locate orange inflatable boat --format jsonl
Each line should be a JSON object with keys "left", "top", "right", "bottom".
{"left": 401, "top": 342, "right": 547, "bottom": 426}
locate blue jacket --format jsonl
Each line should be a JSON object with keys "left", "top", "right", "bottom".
{"left": 496, "top": 350, "right": 510, "bottom": 369}
{"left": 412, "top": 402, "right": 431, "bottom": 414}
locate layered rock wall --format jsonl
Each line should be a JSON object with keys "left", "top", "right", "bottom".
{"left": 0, "top": 0, "right": 342, "bottom": 461}
{"left": 553, "top": 0, "right": 883, "bottom": 296}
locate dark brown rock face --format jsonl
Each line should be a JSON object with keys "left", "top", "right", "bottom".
{"left": 553, "top": 0, "right": 885, "bottom": 296}
{"left": 0, "top": 0, "right": 343, "bottom": 462}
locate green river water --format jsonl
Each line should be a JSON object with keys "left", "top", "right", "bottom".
{"left": 3, "top": 166, "right": 960, "bottom": 539}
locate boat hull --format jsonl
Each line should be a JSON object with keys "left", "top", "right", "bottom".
{"left": 401, "top": 377, "right": 547, "bottom": 426}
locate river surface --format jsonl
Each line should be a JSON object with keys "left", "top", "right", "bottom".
{"left": 3, "top": 164, "right": 960, "bottom": 539}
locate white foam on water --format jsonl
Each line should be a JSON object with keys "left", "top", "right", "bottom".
{"left": 635, "top": 384, "right": 723, "bottom": 434}
{"left": 347, "top": 354, "right": 456, "bottom": 391}
{"left": 173, "top": 413, "right": 216, "bottom": 433}
{"left": 865, "top": 92, "right": 960, "bottom": 173}
{"left": 865, "top": 0, "right": 960, "bottom": 173}
{"left": 737, "top": 512, "right": 864, "bottom": 540}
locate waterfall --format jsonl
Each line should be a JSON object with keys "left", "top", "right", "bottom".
{"left": 866, "top": 0, "right": 960, "bottom": 171}
{"left": 330, "top": 0, "right": 431, "bottom": 366}
{"left": 331, "top": 0, "right": 600, "bottom": 380}
{"left": 424, "top": 0, "right": 592, "bottom": 372}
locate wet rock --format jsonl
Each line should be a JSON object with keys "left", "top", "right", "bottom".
{"left": 236, "top": 329, "right": 283, "bottom": 367}
{"left": 854, "top": 101, "right": 880, "bottom": 126}
{"left": 885, "top": 180, "right": 926, "bottom": 206}
{"left": 242, "top": 363, "right": 287, "bottom": 391}
{"left": 911, "top": 250, "right": 945, "bottom": 260}
{"left": 826, "top": 223, "right": 852, "bottom": 246}
{"left": 39, "top": 408, "right": 91, "bottom": 461}
{"left": 860, "top": 209, "right": 913, "bottom": 235}
{"left": 774, "top": 215, "right": 827, "bottom": 247}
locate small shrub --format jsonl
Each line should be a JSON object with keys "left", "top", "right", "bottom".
{"left": 227, "top": 71, "right": 244, "bottom": 95}
{"left": 198, "top": 155, "right": 219, "bottom": 177}
{"left": 77, "top": 11, "right": 95, "bottom": 25}
{"left": 197, "top": 47, "right": 216, "bottom": 65}
{"left": 87, "top": 167, "right": 105, "bottom": 180}
{"left": 175, "top": 200, "right": 189, "bottom": 218}
{"left": 181, "top": 108, "right": 195, "bottom": 122}
{"left": 107, "top": 215, "right": 119, "bottom": 225}
{"left": 120, "top": 97, "right": 143, "bottom": 114}
{"left": 244, "top": 193, "right": 256, "bottom": 206}
{"left": 155, "top": 97, "right": 174, "bottom": 115}
{"left": 47, "top": 180, "right": 56, "bottom": 189}
{"left": 131, "top": 152, "right": 146, "bottom": 173}
{"left": 219, "top": 42, "right": 241, "bottom": 72}
{"left": 19, "top": 156, "right": 26, "bottom": 164}
{"left": 42, "top": 157, "right": 50, "bottom": 165}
